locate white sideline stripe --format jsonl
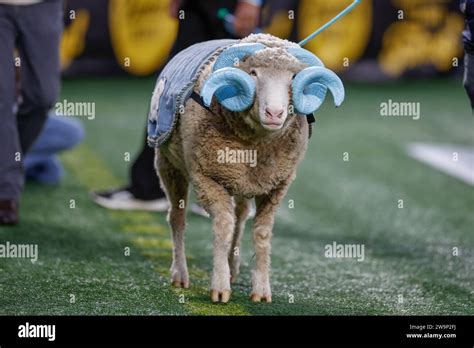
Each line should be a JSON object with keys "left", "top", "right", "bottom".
{"left": 407, "top": 143, "right": 474, "bottom": 186}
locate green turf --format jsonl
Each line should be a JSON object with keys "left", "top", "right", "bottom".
{"left": 0, "top": 77, "right": 472, "bottom": 315}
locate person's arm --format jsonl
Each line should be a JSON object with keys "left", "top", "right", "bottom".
{"left": 233, "top": 0, "right": 262, "bottom": 37}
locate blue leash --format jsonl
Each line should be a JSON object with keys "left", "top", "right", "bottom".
{"left": 298, "top": 0, "right": 361, "bottom": 47}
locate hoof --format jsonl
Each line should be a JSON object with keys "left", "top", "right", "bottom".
{"left": 172, "top": 280, "right": 189, "bottom": 288}
{"left": 210, "top": 289, "right": 231, "bottom": 303}
{"left": 250, "top": 293, "right": 272, "bottom": 303}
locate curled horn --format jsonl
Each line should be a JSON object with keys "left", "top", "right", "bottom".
{"left": 287, "top": 47, "right": 325, "bottom": 67}
{"left": 287, "top": 47, "right": 328, "bottom": 114}
{"left": 213, "top": 43, "right": 266, "bottom": 71}
{"left": 201, "top": 67, "right": 256, "bottom": 112}
{"left": 292, "top": 66, "right": 345, "bottom": 115}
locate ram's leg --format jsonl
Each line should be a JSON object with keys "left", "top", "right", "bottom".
{"left": 229, "top": 196, "right": 250, "bottom": 283}
{"left": 192, "top": 173, "right": 234, "bottom": 303}
{"left": 251, "top": 182, "right": 290, "bottom": 303}
{"left": 156, "top": 151, "right": 189, "bottom": 288}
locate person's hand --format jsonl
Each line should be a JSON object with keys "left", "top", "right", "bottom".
{"left": 168, "top": 0, "right": 181, "bottom": 19}
{"left": 233, "top": 1, "right": 260, "bottom": 38}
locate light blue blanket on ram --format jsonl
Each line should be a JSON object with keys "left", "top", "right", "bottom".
{"left": 147, "top": 39, "right": 237, "bottom": 148}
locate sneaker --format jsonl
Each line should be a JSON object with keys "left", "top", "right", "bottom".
{"left": 90, "top": 187, "right": 169, "bottom": 212}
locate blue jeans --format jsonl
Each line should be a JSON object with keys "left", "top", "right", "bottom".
{"left": 24, "top": 114, "right": 84, "bottom": 184}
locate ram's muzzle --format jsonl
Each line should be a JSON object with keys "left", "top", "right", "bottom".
{"left": 201, "top": 42, "right": 345, "bottom": 115}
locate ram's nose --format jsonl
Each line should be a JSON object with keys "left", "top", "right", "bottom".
{"left": 265, "top": 107, "right": 284, "bottom": 119}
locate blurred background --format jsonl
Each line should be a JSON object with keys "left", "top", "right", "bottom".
{"left": 61, "top": 0, "right": 464, "bottom": 79}
{"left": 1, "top": 0, "right": 472, "bottom": 316}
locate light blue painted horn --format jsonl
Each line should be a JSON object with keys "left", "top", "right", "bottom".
{"left": 213, "top": 43, "right": 266, "bottom": 72}
{"left": 201, "top": 67, "right": 255, "bottom": 112}
{"left": 287, "top": 47, "right": 324, "bottom": 67}
{"left": 302, "top": 82, "right": 328, "bottom": 112}
{"left": 292, "top": 66, "right": 345, "bottom": 115}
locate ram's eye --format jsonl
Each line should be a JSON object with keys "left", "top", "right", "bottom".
{"left": 250, "top": 69, "right": 258, "bottom": 77}
{"left": 292, "top": 74, "right": 297, "bottom": 80}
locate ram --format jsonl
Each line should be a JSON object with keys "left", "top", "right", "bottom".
{"left": 147, "top": 33, "right": 345, "bottom": 303}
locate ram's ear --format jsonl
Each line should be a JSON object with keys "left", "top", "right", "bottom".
{"left": 201, "top": 67, "right": 256, "bottom": 112}
{"left": 292, "top": 66, "right": 344, "bottom": 115}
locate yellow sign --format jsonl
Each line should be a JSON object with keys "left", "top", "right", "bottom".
{"left": 108, "top": 0, "right": 178, "bottom": 76}
{"left": 379, "top": 0, "right": 464, "bottom": 76}
{"left": 297, "top": 0, "right": 373, "bottom": 72}
{"left": 60, "top": 9, "right": 90, "bottom": 70}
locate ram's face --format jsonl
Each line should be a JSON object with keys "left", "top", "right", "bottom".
{"left": 247, "top": 67, "right": 295, "bottom": 131}
{"left": 239, "top": 49, "right": 305, "bottom": 132}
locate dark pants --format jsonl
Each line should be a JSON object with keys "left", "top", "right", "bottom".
{"left": 0, "top": 1, "right": 63, "bottom": 200}
{"left": 130, "top": 0, "right": 238, "bottom": 200}
{"left": 464, "top": 52, "right": 474, "bottom": 110}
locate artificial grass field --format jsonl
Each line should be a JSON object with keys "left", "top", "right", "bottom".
{"left": 0, "top": 77, "right": 473, "bottom": 315}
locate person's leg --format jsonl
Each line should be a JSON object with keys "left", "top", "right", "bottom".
{"left": 16, "top": 1, "right": 63, "bottom": 154}
{"left": 28, "top": 113, "right": 85, "bottom": 155}
{"left": 129, "top": 134, "right": 165, "bottom": 200}
{"left": 0, "top": 5, "right": 21, "bottom": 224}
{"left": 24, "top": 114, "right": 84, "bottom": 184}
{"left": 464, "top": 52, "right": 474, "bottom": 110}
{"left": 24, "top": 154, "right": 63, "bottom": 185}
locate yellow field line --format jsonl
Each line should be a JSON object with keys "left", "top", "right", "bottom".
{"left": 61, "top": 144, "right": 250, "bottom": 315}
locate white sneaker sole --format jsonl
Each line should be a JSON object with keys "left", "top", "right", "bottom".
{"left": 92, "top": 195, "right": 170, "bottom": 212}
